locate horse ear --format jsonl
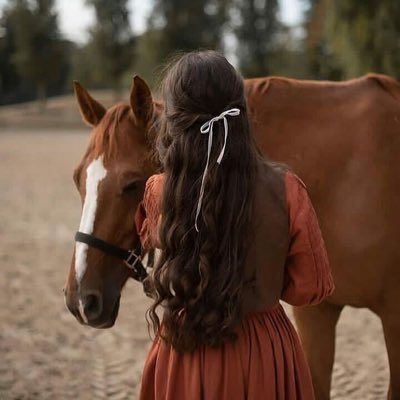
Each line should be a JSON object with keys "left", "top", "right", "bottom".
{"left": 73, "top": 81, "right": 106, "bottom": 127}
{"left": 130, "top": 75, "right": 153, "bottom": 125}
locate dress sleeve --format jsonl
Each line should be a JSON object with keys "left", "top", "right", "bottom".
{"left": 134, "top": 174, "right": 164, "bottom": 250}
{"left": 281, "top": 172, "right": 334, "bottom": 306}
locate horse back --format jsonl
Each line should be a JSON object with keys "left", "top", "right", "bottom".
{"left": 244, "top": 75, "right": 400, "bottom": 309}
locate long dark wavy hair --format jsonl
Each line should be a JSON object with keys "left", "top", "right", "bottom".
{"left": 147, "top": 51, "right": 260, "bottom": 352}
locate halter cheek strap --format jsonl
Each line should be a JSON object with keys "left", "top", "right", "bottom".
{"left": 194, "top": 108, "right": 241, "bottom": 232}
{"left": 74, "top": 231, "right": 148, "bottom": 282}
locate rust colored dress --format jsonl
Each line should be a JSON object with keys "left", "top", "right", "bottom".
{"left": 135, "top": 172, "right": 334, "bottom": 400}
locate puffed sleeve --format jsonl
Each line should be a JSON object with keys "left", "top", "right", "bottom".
{"left": 281, "top": 172, "right": 334, "bottom": 306}
{"left": 134, "top": 174, "right": 164, "bottom": 250}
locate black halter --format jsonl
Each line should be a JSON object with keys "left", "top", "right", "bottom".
{"left": 75, "top": 231, "right": 148, "bottom": 282}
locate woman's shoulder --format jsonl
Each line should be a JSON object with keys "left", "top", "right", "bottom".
{"left": 284, "top": 170, "right": 307, "bottom": 190}
{"left": 253, "top": 161, "right": 289, "bottom": 217}
{"left": 144, "top": 173, "right": 165, "bottom": 200}
{"left": 142, "top": 173, "right": 165, "bottom": 219}
{"left": 261, "top": 161, "right": 305, "bottom": 187}
{"left": 256, "top": 159, "right": 307, "bottom": 191}
{"left": 146, "top": 173, "right": 165, "bottom": 189}
{"left": 256, "top": 160, "right": 289, "bottom": 190}
{"left": 284, "top": 170, "right": 309, "bottom": 215}
{"left": 256, "top": 161, "right": 309, "bottom": 217}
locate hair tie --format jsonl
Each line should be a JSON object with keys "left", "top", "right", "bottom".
{"left": 194, "top": 108, "right": 241, "bottom": 232}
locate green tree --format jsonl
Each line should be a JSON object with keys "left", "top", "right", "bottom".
{"left": 0, "top": 6, "right": 20, "bottom": 102}
{"left": 147, "top": 0, "right": 229, "bottom": 63}
{"left": 267, "top": 25, "right": 310, "bottom": 79}
{"left": 303, "top": 0, "right": 342, "bottom": 79}
{"left": 86, "top": 0, "right": 135, "bottom": 95}
{"left": 131, "top": 28, "right": 165, "bottom": 87}
{"left": 234, "top": 0, "right": 281, "bottom": 77}
{"left": 329, "top": 1, "right": 400, "bottom": 79}
{"left": 304, "top": 0, "right": 400, "bottom": 79}
{"left": 6, "top": 0, "right": 66, "bottom": 106}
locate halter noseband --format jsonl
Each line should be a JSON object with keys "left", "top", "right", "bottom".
{"left": 75, "top": 231, "right": 148, "bottom": 282}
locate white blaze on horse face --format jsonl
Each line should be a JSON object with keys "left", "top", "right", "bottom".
{"left": 75, "top": 157, "right": 107, "bottom": 285}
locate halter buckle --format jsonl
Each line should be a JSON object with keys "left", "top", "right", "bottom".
{"left": 124, "top": 250, "right": 141, "bottom": 269}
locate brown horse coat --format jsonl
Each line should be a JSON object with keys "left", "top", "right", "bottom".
{"left": 65, "top": 74, "right": 400, "bottom": 399}
{"left": 246, "top": 74, "right": 400, "bottom": 310}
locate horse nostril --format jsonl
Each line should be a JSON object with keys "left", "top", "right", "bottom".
{"left": 83, "top": 293, "right": 103, "bottom": 322}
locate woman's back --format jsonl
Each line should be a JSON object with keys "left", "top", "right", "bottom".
{"left": 136, "top": 50, "right": 334, "bottom": 399}
{"left": 241, "top": 161, "right": 289, "bottom": 313}
{"left": 136, "top": 163, "right": 334, "bottom": 400}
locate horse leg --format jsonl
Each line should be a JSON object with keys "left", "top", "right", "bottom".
{"left": 382, "top": 310, "right": 400, "bottom": 400}
{"left": 293, "top": 302, "right": 343, "bottom": 400}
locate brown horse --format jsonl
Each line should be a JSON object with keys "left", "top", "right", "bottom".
{"left": 64, "top": 74, "right": 400, "bottom": 399}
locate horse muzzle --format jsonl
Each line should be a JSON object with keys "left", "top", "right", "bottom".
{"left": 64, "top": 286, "right": 121, "bottom": 328}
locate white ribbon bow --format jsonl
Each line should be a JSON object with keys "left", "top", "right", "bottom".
{"left": 194, "top": 108, "right": 241, "bottom": 232}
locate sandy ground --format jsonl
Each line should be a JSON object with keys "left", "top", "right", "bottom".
{"left": 0, "top": 130, "right": 390, "bottom": 399}
{"left": 0, "top": 90, "right": 126, "bottom": 130}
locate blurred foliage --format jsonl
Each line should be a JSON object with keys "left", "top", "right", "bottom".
{"left": 149, "top": 0, "right": 228, "bottom": 59}
{"left": 1, "top": 0, "right": 68, "bottom": 105}
{"left": 131, "top": 0, "right": 230, "bottom": 89}
{"left": 305, "top": 0, "right": 400, "bottom": 80}
{"left": 304, "top": 0, "right": 343, "bottom": 79}
{"left": 84, "top": 0, "right": 135, "bottom": 96}
{"left": 131, "top": 28, "right": 165, "bottom": 87}
{"left": 234, "top": 0, "right": 280, "bottom": 77}
{"left": 0, "top": 4, "right": 22, "bottom": 103}
{"left": 2, "top": 0, "right": 400, "bottom": 105}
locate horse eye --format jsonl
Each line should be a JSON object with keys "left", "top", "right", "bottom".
{"left": 122, "top": 181, "right": 139, "bottom": 194}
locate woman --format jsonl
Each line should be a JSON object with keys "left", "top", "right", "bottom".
{"left": 135, "top": 50, "right": 334, "bottom": 400}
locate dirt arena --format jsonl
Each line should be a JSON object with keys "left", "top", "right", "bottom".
{"left": 0, "top": 130, "right": 390, "bottom": 399}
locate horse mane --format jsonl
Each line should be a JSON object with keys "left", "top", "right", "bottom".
{"left": 89, "top": 103, "right": 132, "bottom": 161}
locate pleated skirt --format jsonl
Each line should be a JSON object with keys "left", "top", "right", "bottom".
{"left": 139, "top": 304, "right": 315, "bottom": 400}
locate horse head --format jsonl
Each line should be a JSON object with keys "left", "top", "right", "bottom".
{"left": 64, "top": 76, "right": 160, "bottom": 328}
